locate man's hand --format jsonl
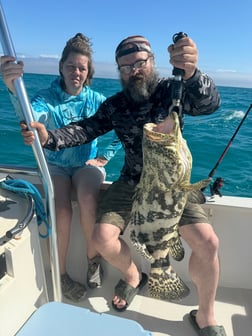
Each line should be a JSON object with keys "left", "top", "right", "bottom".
{"left": 20, "top": 121, "right": 49, "bottom": 146}
{"left": 168, "top": 37, "right": 198, "bottom": 80}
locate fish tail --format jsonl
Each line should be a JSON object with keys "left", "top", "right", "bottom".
{"left": 148, "top": 265, "right": 190, "bottom": 301}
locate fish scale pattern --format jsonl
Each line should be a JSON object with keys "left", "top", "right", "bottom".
{"left": 130, "top": 111, "right": 210, "bottom": 300}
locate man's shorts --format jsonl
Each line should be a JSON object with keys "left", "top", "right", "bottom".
{"left": 97, "top": 180, "right": 210, "bottom": 232}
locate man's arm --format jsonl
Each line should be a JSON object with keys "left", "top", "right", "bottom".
{"left": 97, "top": 131, "right": 122, "bottom": 161}
{"left": 183, "top": 69, "right": 221, "bottom": 116}
{"left": 44, "top": 101, "right": 114, "bottom": 151}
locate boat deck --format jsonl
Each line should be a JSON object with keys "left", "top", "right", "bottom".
{"left": 44, "top": 263, "right": 252, "bottom": 336}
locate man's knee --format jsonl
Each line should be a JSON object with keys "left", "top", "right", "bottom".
{"left": 197, "top": 229, "right": 219, "bottom": 259}
{"left": 93, "top": 223, "right": 120, "bottom": 248}
{"left": 181, "top": 223, "right": 219, "bottom": 257}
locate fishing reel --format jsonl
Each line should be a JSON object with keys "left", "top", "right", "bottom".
{"left": 210, "top": 177, "right": 225, "bottom": 197}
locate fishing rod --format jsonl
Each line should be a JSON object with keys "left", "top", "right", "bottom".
{"left": 205, "top": 103, "right": 252, "bottom": 195}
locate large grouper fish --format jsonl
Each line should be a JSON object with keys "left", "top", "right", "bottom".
{"left": 130, "top": 111, "right": 211, "bottom": 301}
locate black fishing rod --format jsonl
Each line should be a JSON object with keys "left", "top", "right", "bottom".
{"left": 205, "top": 103, "right": 252, "bottom": 195}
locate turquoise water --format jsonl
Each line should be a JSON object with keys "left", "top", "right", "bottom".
{"left": 0, "top": 74, "right": 252, "bottom": 197}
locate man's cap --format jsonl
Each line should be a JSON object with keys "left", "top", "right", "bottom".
{"left": 115, "top": 35, "right": 152, "bottom": 61}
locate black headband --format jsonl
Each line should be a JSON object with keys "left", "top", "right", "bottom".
{"left": 115, "top": 38, "right": 152, "bottom": 60}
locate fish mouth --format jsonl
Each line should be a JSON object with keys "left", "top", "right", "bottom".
{"left": 144, "top": 124, "right": 176, "bottom": 143}
{"left": 144, "top": 112, "right": 179, "bottom": 142}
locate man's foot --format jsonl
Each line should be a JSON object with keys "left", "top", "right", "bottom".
{"left": 189, "top": 310, "right": 227, "bottom": 335}
{"left": 61, "top": 273, "right": 87, "bottom": 302}
{"left": 87, "top": 256, "right": 103, "bottom": 288}
{"left": 112, "top": 273, "right": 148, "bottom": 312}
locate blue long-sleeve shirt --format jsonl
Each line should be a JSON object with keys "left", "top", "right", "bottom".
{"left": 10, "top": 77, "right": 121, "bottom": 167}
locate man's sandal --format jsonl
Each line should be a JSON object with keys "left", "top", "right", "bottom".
{"left": 189, "top": 310, "right": 227, "bottom": 336}
{"left": 112, "top": 272, "right": 148, "bottom": 312}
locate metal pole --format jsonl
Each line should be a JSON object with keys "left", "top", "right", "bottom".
{"left": 0, "top": 1, "right": 61, "bottom": 301}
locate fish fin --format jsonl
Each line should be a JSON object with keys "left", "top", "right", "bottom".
{"left": 148, "top": 265, "right": 190, "bottom": 301}
{"left": 182, "top": 178, "right": 211, "bottom": 192}
{"left": 130, "top": 230, "right": 155, "bottom": 263}
{"left": 168, "top": 236, "right": 185, "bottom": 261}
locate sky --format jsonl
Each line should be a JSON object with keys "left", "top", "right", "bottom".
{"left": 0, "top": 0, "right": 252, "bottom": 88}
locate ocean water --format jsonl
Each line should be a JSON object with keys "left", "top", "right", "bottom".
{"left": 0, "top": 73, "right": 252, "bottom": 197}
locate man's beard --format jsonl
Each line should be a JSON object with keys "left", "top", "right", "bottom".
{"left": 120, "top": 69, "right": 159, "bottom": 103}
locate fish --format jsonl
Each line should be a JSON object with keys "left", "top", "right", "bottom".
{"left": 130, "top": 111, "right": 211, "bottom": 301}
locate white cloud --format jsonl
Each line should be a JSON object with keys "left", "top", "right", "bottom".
{"left": 216, "top": 69, "right": 237, "bottom": 73}
{"left": 209, "top": 70, "right": 252, "bottom": 88}
{"left": 39, "top": 54, "right": 60, "bottom": 59}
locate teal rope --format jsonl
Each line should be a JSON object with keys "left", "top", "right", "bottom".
{"left": 0, "top": 178, "right": 51, "bottom": 238}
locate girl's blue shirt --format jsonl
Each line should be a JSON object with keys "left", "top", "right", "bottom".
{"left": 11, "top": 77, "right": 121, "bottom": 167}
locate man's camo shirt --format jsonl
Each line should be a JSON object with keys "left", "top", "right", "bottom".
{"left": 45, "top": 69, "right": 221, "bottom": 185}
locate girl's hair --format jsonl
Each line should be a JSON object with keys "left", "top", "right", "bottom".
{"left": 59, "top": 33, "right": 94, "bottom": 85}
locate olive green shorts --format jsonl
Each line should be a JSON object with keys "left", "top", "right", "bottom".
{"left": 97, "top": 180, "right": 210, "bottom": 232}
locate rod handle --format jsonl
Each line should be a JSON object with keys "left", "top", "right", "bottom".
{"left": 172, "top": 32, "right": 188, "bottom": 77}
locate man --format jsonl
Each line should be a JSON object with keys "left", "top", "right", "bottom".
{"left": 21, "top": 35, "right": 226, "bottom": 335}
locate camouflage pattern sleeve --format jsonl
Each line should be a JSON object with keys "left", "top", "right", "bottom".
{"left": 183, "top": 69, "right": 221, "bottom": 116}
{"left": 45, "top": 124, "right": 90, "bottom": 150}
{"left": 44, "top": 102, "right": 113, "bottom": 151}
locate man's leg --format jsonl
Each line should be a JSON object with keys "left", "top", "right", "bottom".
{"left": 179, "top": 222, "right": 220, "bottom": 328}
{"left": 94, "top": 222, "right": 141, "bottom": 309}
{"left": 93, "top": 180, "right": 143, "bottom": 309}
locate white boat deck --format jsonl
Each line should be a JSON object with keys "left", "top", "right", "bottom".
{"left": 52, "top": 269, "right": 252, "bottom": 336}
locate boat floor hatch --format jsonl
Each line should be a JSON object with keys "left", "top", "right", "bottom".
{"left": 0, "top": 187, "right": 48, "bottom": 336}
{"left": 16, "top": 301, "right": 152, "bottom": 335}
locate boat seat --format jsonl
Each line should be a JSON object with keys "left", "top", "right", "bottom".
{"left": 16, "top": 301, "right": 152, "bottom": 336}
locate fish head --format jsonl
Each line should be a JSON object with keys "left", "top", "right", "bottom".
{"left": 144, "top": 112, "right": 181, "bottom": 144}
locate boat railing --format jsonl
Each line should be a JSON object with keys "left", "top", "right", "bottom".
{"left": 0, "top": 3, "right": 61, "bottom": 302}
{"left": 0, "top": 164, "right": 39, "bottom": 176}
